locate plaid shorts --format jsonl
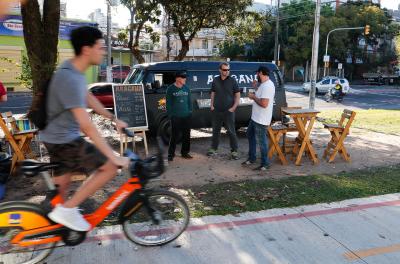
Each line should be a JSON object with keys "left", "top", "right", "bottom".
{"left": 44, "top": 137, "right": 107, "bottom": 176}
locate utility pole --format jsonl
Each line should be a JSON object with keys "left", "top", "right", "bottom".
{"left": 273, "top": 0, "right": 280, "bottom": 64}
{"left": 106, "top": 0, "right": 112, "bottom": 83}
{"left": 309, "top": 0, "right": 321, "bottom": 109}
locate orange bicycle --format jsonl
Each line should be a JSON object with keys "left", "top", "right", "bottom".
{"left": 0, "top": 132, "right": 190, "bottom": 264}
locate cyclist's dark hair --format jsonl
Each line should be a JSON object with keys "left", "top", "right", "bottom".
{"left": 70, "top": 26, "right": 103, "bottom": 56}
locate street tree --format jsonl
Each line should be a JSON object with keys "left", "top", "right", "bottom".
{"left": 335, "top": 2, "right": 400, "bottom": 76}
{"left": 21, "top": 0, "right": 60, "bottom": 95}
{"left": 120, "top": 0, "right": 161, "bottom": 64}
{"left": 218, "top": 11, "right": 264, "bottom": 59}
{"left": 160, "top": 0, "right": 252, "bottom": 61}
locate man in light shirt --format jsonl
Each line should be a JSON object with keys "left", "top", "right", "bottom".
{"left": 242, "top": 66, "right": 275, "bottom": 171}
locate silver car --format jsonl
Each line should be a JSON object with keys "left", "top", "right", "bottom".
{"left": 303, "top": 77, "right": 350, "bottom": 94}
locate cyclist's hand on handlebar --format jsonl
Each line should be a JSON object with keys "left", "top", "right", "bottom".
{"left": 112, "top": 156, "right": 130, "bottom": 168}
{"left": 115, "top": 119, "right": 128, "bottom": 133}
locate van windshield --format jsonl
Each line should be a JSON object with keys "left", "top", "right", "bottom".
{"left": 126, "top": 68, "right": 145, "bottom": 84}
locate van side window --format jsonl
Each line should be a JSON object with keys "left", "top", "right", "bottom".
{"left": 147, "top": 72, "right": 175, "bottom": 89}
{"left": 127, "top": 69, "right": 145, "bottom": 84}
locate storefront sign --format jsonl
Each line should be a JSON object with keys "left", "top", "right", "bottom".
{"left": 0, "top": 14, "right": 96, "bottom": 39}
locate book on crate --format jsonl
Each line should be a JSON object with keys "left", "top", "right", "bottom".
{"left": 15, "top": 119, "right": 35, "bottom": 132}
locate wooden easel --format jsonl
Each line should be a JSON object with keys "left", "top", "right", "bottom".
{"left": 120, "top": 127, "right": 149, "bottom": 156}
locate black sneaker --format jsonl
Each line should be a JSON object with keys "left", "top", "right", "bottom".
{"left": 253, "top": 165, "right": 271, "bottom": 171}
{"left": 181, "top": 154, "right": 193, "bottom": 159}
{"left": 168, "top": 156, "right": 174, "bottom": 161}
{"left": 231, "top": 151, "right": 239, "bottom": 160}
{"left": 241, "top": 160, "right": 255, "bottom": 165}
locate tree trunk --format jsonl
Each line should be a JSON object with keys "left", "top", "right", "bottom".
{"left": 131, "top": 24, "right": 145, "bottom": 64}
{"left": 175, "top": 39, "right": 190, "bottom": 61}
{"left": 128, "top": 9, "right": 134, "bottom": 52}
{"left": 21, "top": 0, "right": 60, "bottom": 96}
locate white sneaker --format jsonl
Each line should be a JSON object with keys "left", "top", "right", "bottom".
{"left": 48, "top": 205, "right": 91, "bottom": 232}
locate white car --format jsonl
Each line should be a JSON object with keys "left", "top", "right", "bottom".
{"left": 303, "top": 77, "right": 350, "bottom": 94}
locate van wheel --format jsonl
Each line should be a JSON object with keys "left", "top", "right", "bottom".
{"left": 157, "top": 118, "right": 181, "bottom": 145}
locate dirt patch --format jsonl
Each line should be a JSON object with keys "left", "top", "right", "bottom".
{"left": 159, "top": 125, "right": 400, "bottom": 187}
{"left": 2, "top": 115, "right": 400, "bottom": 210}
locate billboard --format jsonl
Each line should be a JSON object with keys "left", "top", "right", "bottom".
{"left": 0, "top": 14, "right": 97, "bottom": 39}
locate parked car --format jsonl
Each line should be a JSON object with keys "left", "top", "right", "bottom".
{"left": 99, "top": 65, "right": 131, "bottom": 83}
{"left": 90, "top": 61, "right": 288, "bottom": 142}
{"left": 303, "top": 77, "right": 350, "bottom": 94}
{"left": 88, "top": 82, "right": 114, "bottom": 108}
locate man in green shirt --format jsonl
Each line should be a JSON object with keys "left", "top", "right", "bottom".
{"left": 166, "top": 71, "right": 193, "bottom": 161}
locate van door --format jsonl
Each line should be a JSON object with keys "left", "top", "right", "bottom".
{"left": 141, "top": 70, "right": 177, "bottom": 135}
{"left": 269, "top": 70, "right": 287, "bottom": 121}
{"left": 186, "top": 70, "right": 217, "bottom": 128}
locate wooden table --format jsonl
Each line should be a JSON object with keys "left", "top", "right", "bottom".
{"left": 281, "top": 108, "right": 320, "bottom": 166}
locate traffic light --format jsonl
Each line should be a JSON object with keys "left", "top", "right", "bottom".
{"left": 364, "top": 25, "right": 370, "bottom": 35}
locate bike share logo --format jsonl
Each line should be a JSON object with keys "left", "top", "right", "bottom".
{"left": 9, "top": 213, "right": 21, "bottom": 224}
{"left": 106, "top": 190, "right": 130, "bottom": 211}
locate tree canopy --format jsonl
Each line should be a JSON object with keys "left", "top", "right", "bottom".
{"left": 120, "top": 0, "right": 161, "bottom": 64}
{"left": 160, "top": 0, "right": 252, "bottom": 61}
{"left": 229, "top": 0, "right": 399, "bottom": 76}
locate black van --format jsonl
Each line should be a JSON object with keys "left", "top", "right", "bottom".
{"left": 123, "top": 61, "right": 287, "bottom": 142}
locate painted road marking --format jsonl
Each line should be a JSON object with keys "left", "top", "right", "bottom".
{"left": 83, "top": 199, "right": 400, "bottom": 245}
{"left": 344, "top": 243, "right": 400, "bottom": 261}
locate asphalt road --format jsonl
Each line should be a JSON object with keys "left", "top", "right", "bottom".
{"left": 285, "top": 84, "right": 400, "bottom": 110}
{"left": 0, "top": 84, "right": 399, "bottom": 115}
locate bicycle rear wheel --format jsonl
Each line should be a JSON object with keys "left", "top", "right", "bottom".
{"left": 0, "top": 227, "right": 56, "bottom": 264}
{"left": 122, "top": 190, "right": 190, "bottom": 246}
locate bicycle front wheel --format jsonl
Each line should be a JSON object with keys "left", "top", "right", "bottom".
{"left": 122, "top": 190, "right": 190, "bottom": 246}
{"left": 0, "top": 227, "right": 56, "bottom": 264}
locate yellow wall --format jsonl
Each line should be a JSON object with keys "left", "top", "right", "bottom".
{"left": 0, "top": 36, "right": 99, "bottom": 91}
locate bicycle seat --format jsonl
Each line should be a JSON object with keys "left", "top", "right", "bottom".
{"left": 18, "top": 159, "right": 59, "bottom": 177}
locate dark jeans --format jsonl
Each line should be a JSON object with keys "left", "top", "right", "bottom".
{"left": 168, "top": 115, "right": 191, "bottom": 158}
{"left": 246, "top": 119, "right": 270, "bottom": 166}
{"left": 211, "top": 110, "right": 238, "bottom": 152}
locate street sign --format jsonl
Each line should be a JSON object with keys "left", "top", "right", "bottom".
{"left": 323, "top": 55, "right": 330, "bottom": 62}
{"left": 338, "top": 63, "right": 343, "bottom": 69}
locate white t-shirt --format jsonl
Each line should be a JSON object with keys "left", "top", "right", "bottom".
{"left": 251, "top": 79, "right": 275, "bottom": 126}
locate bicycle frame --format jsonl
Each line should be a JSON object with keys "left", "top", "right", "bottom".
{"left": 9, "top": 175, "right": 143, "bottom": 248}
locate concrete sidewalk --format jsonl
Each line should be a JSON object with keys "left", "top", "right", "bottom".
{"left": 41, "top": 193, "right": 400, "bottom": 263}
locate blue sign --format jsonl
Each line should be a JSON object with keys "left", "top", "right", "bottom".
{"left": 0, "top": 14, "right": 97, "bottom": 40}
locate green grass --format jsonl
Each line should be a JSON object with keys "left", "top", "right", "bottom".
{"left": 318, "top": 109, "right": 400, "bottom": 135}
{"left": 186, "top": 165, "right": 400, "bottom": 217}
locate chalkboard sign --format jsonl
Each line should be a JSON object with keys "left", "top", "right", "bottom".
{"left": 112, "top": 84, "right": 148, "bottom": 129}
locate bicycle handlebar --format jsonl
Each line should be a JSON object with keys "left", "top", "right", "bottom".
{"left": 122, "top": 128, "right": 165, "bottom": 181}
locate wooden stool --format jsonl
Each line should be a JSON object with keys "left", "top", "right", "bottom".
{"left": 267, "top": 125, "right": 288, "bottom": 165}
{"left": 323, "top": 109, "right": 356, "bottom": 163}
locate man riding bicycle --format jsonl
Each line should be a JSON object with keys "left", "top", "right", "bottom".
{"left": 41, "top": 26, "right": 129, "bottom": 231}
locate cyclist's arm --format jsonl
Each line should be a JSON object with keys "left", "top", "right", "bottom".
{"left": 71, "top": 107, "right": 118, "bottom": 163}
{"left": 87, "top": 92, "right": 114, "bottom": 120}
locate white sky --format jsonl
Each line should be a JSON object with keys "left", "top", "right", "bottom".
{"left": 66, "top": 0, "right": 400, "bottom": 27}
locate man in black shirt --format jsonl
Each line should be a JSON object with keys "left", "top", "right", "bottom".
{"left": 207, "top": 62, "right": 240, "bottom": 160}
